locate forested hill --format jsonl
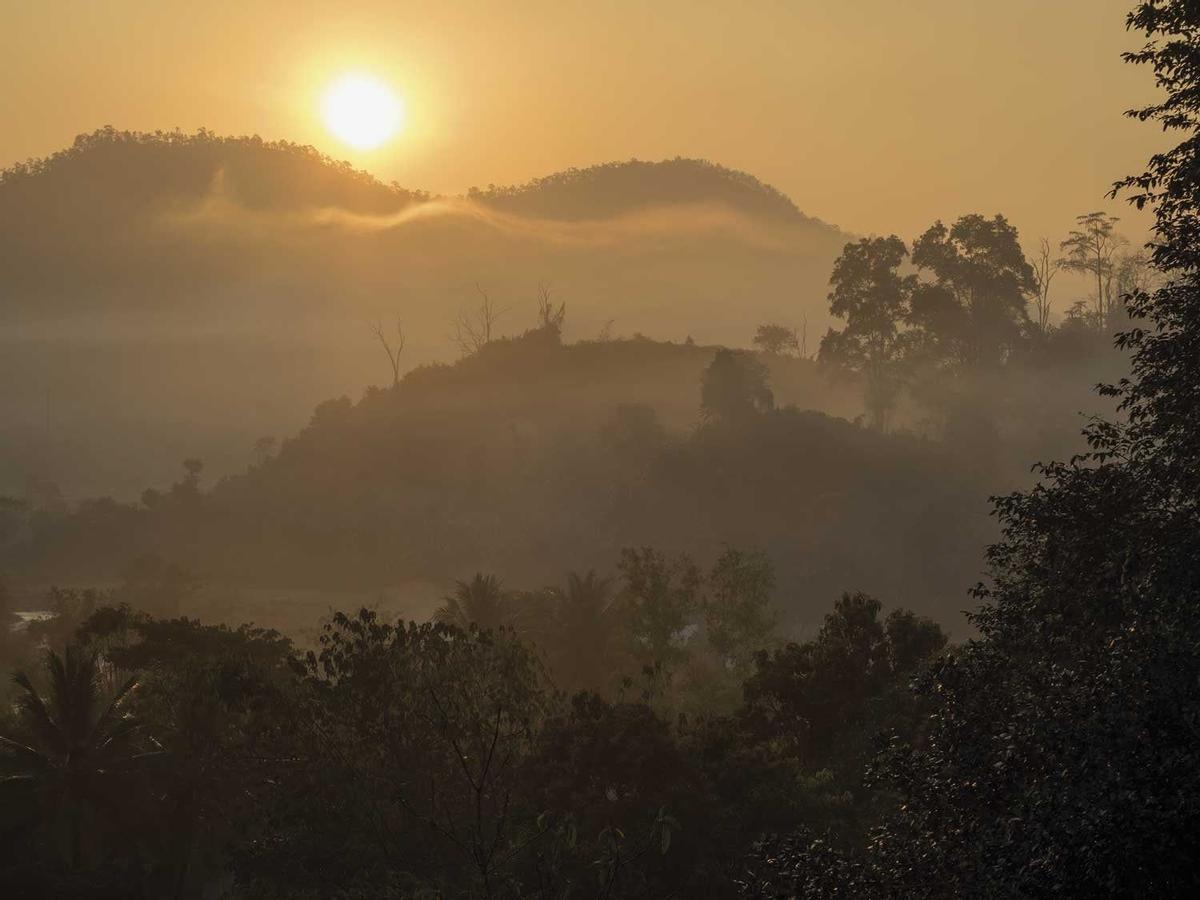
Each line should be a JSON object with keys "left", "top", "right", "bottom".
{"left": 0, "top": 130, "right": 854, "bottom": 499}
{"left": 0, "top": 129, "right": 852, "bottom": 332}
{"left": 5, "top": 329, "right": 999, "bottom": 631}
{"left": 0, "top": 127, "right": 427, "bottom": 217}
{"left": 1, "top": 130, "right": 829, "bottom": 226}
{"left": 467, "top": 157, "right": 834, "bottom": 226}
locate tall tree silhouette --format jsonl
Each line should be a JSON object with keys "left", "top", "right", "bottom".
{"left": 700, "top": 349, "right": 774, "bottom": 424}
{"left": 1060, "top": 211, "right": 1125, "bottom": 328}
{"left": 909, "top": 213, "right": 1035, "bottom": 367}
{"left": 819, "top": 236, "right": 913, "bottom": 429}
{"left": 1029, "top": 236, "right": 1062, "bottom": 333}
{"left": 752, "top": 323, "right": 800, "bottom": 356}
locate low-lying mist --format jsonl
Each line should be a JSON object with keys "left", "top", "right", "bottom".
{"left": 0, "top": 131, "right": 851, "bottom": 499}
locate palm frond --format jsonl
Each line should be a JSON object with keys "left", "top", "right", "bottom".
{"left": 11, "top": 670, "right": 65, "bottom": 756}
{"left": 439, "top": 573, "right": 508, "bottom": 631}
{"left": 0, "top": 733, "right": 49, "bottom": 770}
{"left": 94, "top": 716, "right": 143, "bottom": 757}
{"left": 56, "top": 647, "right": 100, "bottom": 747}
{"left": 87, "top": 674, "right": 140, "bottom": 749}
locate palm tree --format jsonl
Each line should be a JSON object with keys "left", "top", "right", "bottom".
{"left": 0, "top": 646, "right": 150, "bottom": 869}
{"left": 434, "top": 573, "right": 509, "bottom": 632}
{"left": 551, "top": 570, "right": 619, "bottom": 691}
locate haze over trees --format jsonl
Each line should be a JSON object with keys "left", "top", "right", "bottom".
{"left": 742, "top": 2, "right": 1200, "bottom": 894}
{"left": 2, "top": 0, "right": 1197, "bottom": 896}
{"left": 0, "top": 133, "right": 858, "bottom": 500}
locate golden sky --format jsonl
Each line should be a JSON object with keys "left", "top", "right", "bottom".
{"left": 1, "top": 0, "right": 1164, "bottom": 242}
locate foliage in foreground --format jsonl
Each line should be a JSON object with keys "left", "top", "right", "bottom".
{"left": 740, "top": 3, "right": 1200, "bottom": 895}
{"left": 0, "top": 576, "right": 945, "bottom": 898}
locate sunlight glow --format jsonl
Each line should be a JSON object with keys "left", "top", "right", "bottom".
{"left": 320, "top": 73, "right": 404, "bottom": 151}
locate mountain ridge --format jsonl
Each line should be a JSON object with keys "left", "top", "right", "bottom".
{"left": 0, "top": 128, "right": 855, "bottom": 500}
{"left": 0, "top": 127, "right": 836, "bottom": 228}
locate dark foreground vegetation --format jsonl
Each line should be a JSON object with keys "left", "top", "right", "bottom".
{"left": 5, "top": 1, "right": 1200, "bottom": 896}
{"left": 0, "top": 560, "right": 946, "bottom": 898}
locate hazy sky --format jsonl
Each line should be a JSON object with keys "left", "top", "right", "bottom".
{"left": 1, "top": 0, "right": 1165, "bottom": 241}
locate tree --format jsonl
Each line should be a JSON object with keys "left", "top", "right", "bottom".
{"left": 251, "top": 611, "right": 551, "bottom": 897}
{"left": 700, "top": 348, "right": 775, "bottom": 424}
{"left": 1059, "top": 211, "right": 1126, "bottom": 329}
{"left": 703, "top": 547, "right": 776, "bottom": 672}
{"left": 819, "top": 236, "right": 913, "bottom": 429}
{"left": 618, "top": 548, "right": 701, "bottom": 671}
{"left": 753, "top": 5, "right": 1200, "bottom": 895}
{"left": 545, "top": 570, "right": 622, "bottom": 693}
{"left": 535, "top": 281, "right": 566, "bottom": 338}
{"left": 371, "top": 316, "right": 406, "bottom": 388}
{"left": 752, "top": 323, "right": 800, "bottom": 356}
{"left": 0, "top": 647, "right": 150, "bottom": 872}
{"left": 1115, "top": 246, "right": 1156, "bottom": 301}
{"left": 741, "top": 593, "right": 944, "bottom": 771}
{"left": 453, "top": 283, "right": 506, "bottom": 356}
{"left": 74, "top": 606, "right": 298, "bottom": 896}
{"left": 434, "top": 572, "right": 510, "bottom": 632}
{"left": 523, "top": 694, "right": 690, "bottom": 894}
{"left": 909, "top": 213, "right": 1035, "bottom": 366}
{"left": 1029, "top": 236, "right": 1062, "bottom": 332}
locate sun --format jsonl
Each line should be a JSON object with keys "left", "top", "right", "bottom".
{"left": 320, "top": 73, "right": 404, "bottom": 151}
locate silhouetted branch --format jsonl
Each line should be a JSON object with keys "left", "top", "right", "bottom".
{"left": 453, "top": 284, "right": 508, "bottom": 355}
{"left": 372, "top": 317, "right": 406, "bottom": 387}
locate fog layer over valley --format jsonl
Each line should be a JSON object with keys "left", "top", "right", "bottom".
{"left": 0, "top": 129, "right": 1131, "bottom": 635}
{"left": 0, "top": 130, "right": 848, "bottom": 498}
{"left": 11, "top": 3, "right": 1200, "bottom": 895}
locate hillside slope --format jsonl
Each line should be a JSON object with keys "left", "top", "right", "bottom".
{"left": 4, "top": 332, "right": 996, "bottom": 631}
{"left": 468, "top": 157, "right": 832, "bottom": 225}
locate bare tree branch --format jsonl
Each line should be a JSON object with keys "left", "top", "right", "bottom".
{"left": 372, "top": 317, "right": 406, "bottom": 387}
{"left": 452, "top": 284, "right": 508, "bottom": 356}
{"left": 1029, "top": 237, "right": 1062, "bottom": 333}
{"left": 535, "top": 281, "right": 566, "bottom": 335}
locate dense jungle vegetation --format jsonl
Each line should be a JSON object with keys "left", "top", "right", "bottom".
{"left": 4, "top": 2, "right": 1200, "bottom": 896}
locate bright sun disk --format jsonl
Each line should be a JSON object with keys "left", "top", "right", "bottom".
{"left": 321, "top": 74, "right": 404, "bottom": 151}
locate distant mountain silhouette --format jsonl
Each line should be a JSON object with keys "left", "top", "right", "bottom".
{"left": 0, "top": 126, "right": 427, "bottom": 217}
{"left": 0, "top": 129, "right": 853, "bottom": 499}
{"left": 0, "top": 130, "right": 848, "bottom": 318}
{"left": 1, "top": 129, "right": 832, "bottom": 228}
{"left": 468, "top": 158, "right": 833, "bottom": 226}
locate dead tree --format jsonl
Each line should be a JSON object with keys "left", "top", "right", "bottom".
{"left": 1030, "top": 237, "right": 1062, "bottom": 333}
{"left": 373, "top": 317, "right": 406, "bottom": 387}
{"left": 536, "top": 281, "right": 567, "bottom": 334}
{"left": 453, "top": 283, "right": 507, "bottom": 355}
